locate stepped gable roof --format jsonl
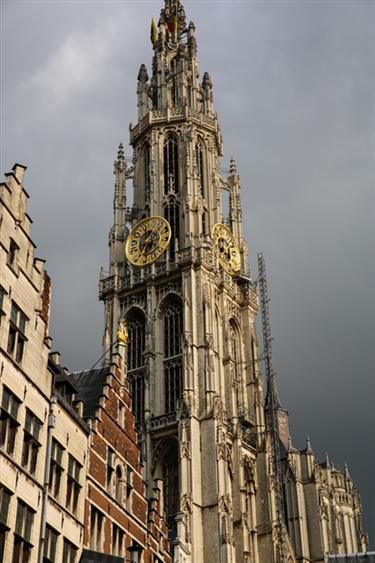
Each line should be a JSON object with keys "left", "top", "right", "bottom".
{"left": 70, "top": 367, "right": 110, "bottom": 418}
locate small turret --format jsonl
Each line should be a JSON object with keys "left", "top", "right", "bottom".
{"left": 305, "top": 435, "right": 313, "bottom": 454}
{"left": 113, "top": 142, "right": 127, "bottom": 228}
{"left": 137, "top": 64, "right": 149, "bottom": 120}
{"left": 202, "top": 72, "right": 213, "bottom": 114}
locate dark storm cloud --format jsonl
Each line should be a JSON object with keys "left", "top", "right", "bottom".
{"left": 1, "top": 0, "right": 374, "bottom": 543}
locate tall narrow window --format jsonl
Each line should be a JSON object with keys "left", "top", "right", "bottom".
{"left": 62, "top": 538, "right": 77, "bottom": 563}
{"left": 49, "top": 439, "right": 64, "bottom": 499}
{"left": 0, "top": 486, "right": 12, "bottom": 562}
{"left": 66, "top": 455, "right": 81, "bottom": 515}
{"left": 164, "top": 299, "right": 183, "bottom": 414}
{"left": 162, "top": 445, "right": 179, "bottom": 539}
{"left": 164, "top": 135, "right": 179, "bottom": 193}
{"left": 127, "top": 311, "right": 146, "bottom": 426}
{"left": 112, "top": 524, "right": 125, "bottom": 557}
{"left": 43, "top": 525, "right": 59, "bottom": 563}
{"left": 115, "top": 466, "right": 123, "bottom": 503}
{"left": 21, "top": 410, "right": 42, "bottom": 476}
{"left": 89, "top": 507, "right": 104, "bottom": 552}
{"left": 7, "top": 239, "right": 19, "bottom": 270}
{"left": 13, "top": 500, "right": 34, "bottom": 563}
{"left": 7, "top": 302, "right": 28, "bottom": 363}
{"left": 0, "top": 387, "right": 21, "bottom": 456}
{"left": 143, "top": 142, "right": 151, "bottom": 200}
{"left": 195, "top": 140, "right": 205, "bottom": 197}
{"left": 164, "top": 202, "right": 180, "bottom": 260}
{"left": 0, "top": 286, "right": 6, "bottom": 328}
{"left": 171, "top": 58, "right": 178, "bottom": 107}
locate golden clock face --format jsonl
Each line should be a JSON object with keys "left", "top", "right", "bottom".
{"left": 212, "top": 223, "right": 241, "bottom": 275}
{"left": 125, "top": 216, "right": 171, "bottom": 266}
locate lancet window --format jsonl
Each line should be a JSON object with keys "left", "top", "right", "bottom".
{"left": 195, "top": 139, "right": 205, "bottom": 197}
{"left": 164, "top": 299, "right": 183, "bottom": 414}
{"left": 164, "top": 201, "right": 180, "bottom": 259}
{"left": 230, "top": 321, "right": 241, "bottom": 382}
{"left": 170, "top": 58, "right": 178, "bottom": 107}
{"left": 143, "top": 142, "right": 151, "bottom": 200}
{"left": 127, "top": 310, "right": 146, "bottom": 426}
{"left": 164, "top": 135, "right": 179, "bottom": 193}
{"left": 162, "top": 444, "right": 179, "bottom": 539}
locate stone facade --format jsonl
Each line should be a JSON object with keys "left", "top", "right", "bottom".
{"left": 99, "top": 1, "right": 370, "bottom": 562}
{"left": 0, "top": 166, "right": 170, "bottom": 562}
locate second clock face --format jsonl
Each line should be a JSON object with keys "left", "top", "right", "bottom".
{"left": 212, "top": 223, "right": 241, "bottom": 275}
{"left": 125, "top": 216, "right": 171, "bottom": 266}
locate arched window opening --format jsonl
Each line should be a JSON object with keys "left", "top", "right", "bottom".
{"left": 195, "top": 140, "right": 205, "bottom": 197}
{"left": 164, "top": 135, "right": 179, "bottom": 194}
{"left": 143, "top": 142, "right": 151, "bottom": 200}
{"left": 164, "top": 299, "right": 183, "bottom": 414}
{"left": 171, "top": 58, "right": 178, "bottom": 107}
{"left": 162, "top": 444, "right": 179, "bottom": 539}
{"left": 230, "top": 322, "right": 240, "bottom": 382}
{"left": 164, "top": 201, "right": 180, "bottom": 260}
{"left": 127, "top": 311, "right": 146, "bottom": 427}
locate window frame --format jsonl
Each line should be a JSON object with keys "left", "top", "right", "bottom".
{"left": 21, "top": 409, "right": 42, "bottom": 476}
{"left": 0, "top": 387, "right": 21, "bottom": 456}
{"left": 66, "top": 454, "right": 82, "bottom": 515}
{"left": 7, "top": 302, "right": 28, "bottom": 363}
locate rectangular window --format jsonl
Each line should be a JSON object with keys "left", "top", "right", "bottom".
{"left": 0, "top": 387, "right": 21, "bottom": 456}
{"left": 7, "top": 302, "right": 28, "bottom": 363}
{"left": 66, "top": 455, "right": 81, "bottom": 515}
{"left": 12, "top": 500, "right": 34, "bottom": 563}
{"left": 112, "top": 524, "right": 125, "bottom": 557}
{"left": 0, "top": 486, "right": 12, "bottom": 562}
{"left": 62, "top": 538, "right": 77, "bottom": 563}
{"left": 89, "top": 506, "right": 104, "bottom": 552}
{"left": 43, "top": 525, "right": 59, "bottom": 563}
{"left": 0, "top": 286, "right": 6, "bottom": 327}
{"left": 126, "top": 466, "right": 133, "bottom": 511}
{"left": 21, "top": 410, "right": 42, "bottom": 476}
{"left": 7, "top": 239, "right": 19, "bottom": 270}
{"left": 107, "top": 447, "right": 114, "bottom": 491}
{"left": 49, "top": 439, "right": 64, "bottom": 499}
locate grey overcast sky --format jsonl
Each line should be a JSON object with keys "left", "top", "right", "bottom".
{"left": 1, "top": 0, "right": 374, "bottom": 544}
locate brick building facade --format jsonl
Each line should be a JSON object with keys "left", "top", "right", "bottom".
{"left": 0, "top": 164, "right": 170, "bottom": 563}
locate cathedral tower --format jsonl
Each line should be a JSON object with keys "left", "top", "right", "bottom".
{"left": 99, "top": 1, "right": 265, "bottom": 561}
{"left": 99, "top": 2, "right": 369, "bottom": 561}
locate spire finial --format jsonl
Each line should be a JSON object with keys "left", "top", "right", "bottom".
{"left": 306, "top": 435, "right": 313, "bottom": 454}
{"left": 344, "top": 463, "right": 351, "bottom": 479}
{"left": 325, "top": 452, "right": 331, "bottom": 469}
{"left": 229, "top": 157, "right": 237, "bottom": 176}
{"left": 114, "top": 142, "right": 126, "bottom": 175}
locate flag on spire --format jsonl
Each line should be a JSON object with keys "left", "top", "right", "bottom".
{"left": 150, "top": 17, "right": 157, "bottom": 45}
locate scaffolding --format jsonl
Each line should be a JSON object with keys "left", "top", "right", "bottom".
{"left": 257, "top": 252, "right": 287, "bottom": 563}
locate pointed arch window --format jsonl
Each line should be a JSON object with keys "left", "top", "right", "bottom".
{"left": 195, "top": 140, "right": 205, "bottom": 197}
{"left": 164, "top": 201, "right": 180, "bottom": 259}
{"left": 127, "top": 311, "right": 146, "bottom": 426}
{"left": 162, "top": 444, "right": 179, "bottom": 539}
{"left": 171, "top": 58, "right": 178, "bottom": 107}
{"left": 164, "top": 135, "right": 179, "bottom": 193}
{"left": 230, "top": 321, "right": 241, "bottom": 382}
{"left": 164, "top": 299, "right": 183, "bottom": 414}
{"left": 143, "top": 142, "right": 151, "bottom": 200}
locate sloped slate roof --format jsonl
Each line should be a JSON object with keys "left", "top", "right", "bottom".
{"left": 70, "top": 367, "right": 110, "bottom": 418}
